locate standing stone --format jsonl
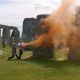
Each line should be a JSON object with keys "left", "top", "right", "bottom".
{"left": 33, "top": 46, "right": 54, "bottom": 58}
{"left": 33, "top": 14, "right": 54, "bottom": 58}
{"left": 35, "top": 14, "right": 49, "bottom": 35}
{"left": 2, "top": 28, "right": 7, "bottom": 48}
{"left": 22, "top": 18, "right": 36, "bottom": 50}
{"left": 22, "top": 18, "right": 36, "bottom": 42}
{"left": 68, "top": 32, "right": 80, "bottom": 60}
{"left": 68, "top": 6, "right": 80, "bottom": 60}
{"left": 11, "top": 29, "right": 20, "bottom": 44}
{"left": 6, "top": 28, "right": 11, "bottom": 45}
{"left": 11, "top": 29, "right": 20, "bottom": 38}
{"left": 2, "top": 27, "right": 11, "bottom": 46}
{"left": 0, "top": 28, "right": 1, "bottom": 46}
{"left": 36, "top": 14, "right": 49, "bottom": 22}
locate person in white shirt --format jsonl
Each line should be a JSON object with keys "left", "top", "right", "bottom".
{"left": 17, "top": 39, "right": 24, "bottom": 59}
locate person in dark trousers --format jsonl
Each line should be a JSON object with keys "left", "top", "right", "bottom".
{"left": 17, "top": 39, "right": 24, "bottom": 59}
{"left": 8, "top": 43, "right": 19, "bottom": 60}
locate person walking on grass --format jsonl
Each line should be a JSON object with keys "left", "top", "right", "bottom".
{"left": 8, "top": 43, "right": 19, "bottom": 60}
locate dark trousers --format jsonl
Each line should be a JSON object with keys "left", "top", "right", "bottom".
{"left": 8, "top": 52, "right": 18, "bottom": 60}
{"left": 18, "top": 49, "right": 23, "bottom": 59}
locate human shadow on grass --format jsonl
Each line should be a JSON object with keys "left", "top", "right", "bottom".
{"left": 22, "top": 56, "right": 80, "bottom": 69}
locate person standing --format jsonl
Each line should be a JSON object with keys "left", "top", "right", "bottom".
{"left": 17, "top": 39, "right": 24, "bottom": 59}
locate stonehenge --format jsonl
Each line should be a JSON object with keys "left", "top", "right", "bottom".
{"left": 0, "top": 24, "right": 20, "bottom": 47}
{"left": 22, "top": 14, "right": 54, "bottom": 58}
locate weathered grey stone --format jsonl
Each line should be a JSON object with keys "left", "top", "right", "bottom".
{"left": 2, "top": 28, "right": 7, "bottom": 47}
{"left": 0, "top": 24, "right": 19, "bottom": 47}
{"left": 22, "top": 18, "right": 36, "bottom": 50}
{"left": 36, "top": 14, "right": 49, "bottom": 23}
{"left": 11, "top": 29, "right": 20, "bottom": 44}
{"left": 22, "top": 18, "right": 36, "bottom": 42}
{"left": 69, "top": 6, "right": 80, "bottom": 60}
{"left": 33, "top": 46, "right": 54, "bottom": 58}
{"left": 11, "top": 29, "right": 20, "bottom": 38}
{"left": 68, "top": 33, "right": 80, "bottom": 60}
{"left": 6, "top": 28, "right": 11, "bottom": 45}
{"left": 35, "top": 14, "right": 49, "bottom": 35}
{"left": 33, "top": 14, "right": 54, "bottom": 58}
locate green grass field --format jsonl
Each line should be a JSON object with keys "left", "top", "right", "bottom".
{"left": 0, "top": 47, "right": 80, "bottom": 80}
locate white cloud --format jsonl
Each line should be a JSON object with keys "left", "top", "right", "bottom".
{"left": 0, "top": 0, "right": 61, "bottom": 33}
{"left": 0, "top": 0, "right": 79, "bottom": 35}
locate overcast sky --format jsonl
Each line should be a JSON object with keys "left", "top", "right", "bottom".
{"left": 0, "top": 0, "right": 80, "bottom": 33}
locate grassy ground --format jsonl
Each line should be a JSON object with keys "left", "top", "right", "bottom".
{"left": 0, "top": 46, "right": 80, "bottom": 80}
